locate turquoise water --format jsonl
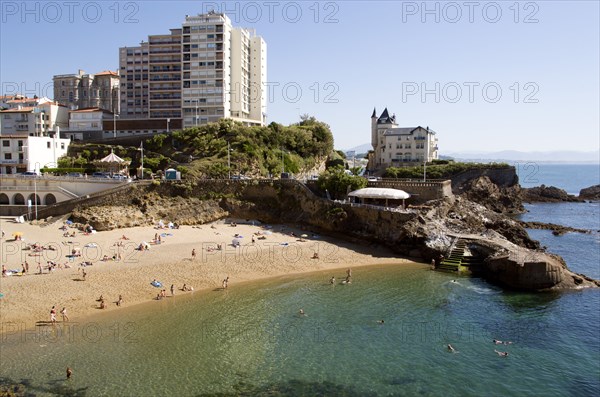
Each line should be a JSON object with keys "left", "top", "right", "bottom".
{"left": 1, "top": 263, "right": 599, "bottom": 396}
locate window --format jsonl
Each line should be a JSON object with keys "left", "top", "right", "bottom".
{"left": 61, "top": 143, "right": 65, "bottom": 149}
{"left": 47, "top": 142, "right": 51, "bottom": 149}
{"left": 4, "top": 153, "right": 11, "bottom": 160}
{"left": 18, "top": 140, "right": 23, "bottom": 147}
{"left": 2, "top": 140, "right": 9, "bottom": 147}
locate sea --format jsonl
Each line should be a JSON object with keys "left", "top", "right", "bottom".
{"left": 1, "top": 164, "right": 599, "bottom": 396}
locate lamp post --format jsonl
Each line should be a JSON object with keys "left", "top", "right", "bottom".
{"left": 113, "top": 113, "right": 119, "bottom": 138}
{"left": 166, "top": 118, "right": 170, "bottom": 133}
{"left": 139, "top": 141, "right": 144, "bottom": 180}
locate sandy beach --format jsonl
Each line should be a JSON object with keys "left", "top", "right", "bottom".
{"left": 0, "top": 217, "right": 413, "bottom": 331}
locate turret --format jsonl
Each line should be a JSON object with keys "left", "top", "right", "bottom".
{"left": 371, "top": 107, "right": 377, "bottom": 149}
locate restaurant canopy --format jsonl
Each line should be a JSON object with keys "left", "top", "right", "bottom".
{"left": 348, "top": 188, "right": 410, "bottom": 200}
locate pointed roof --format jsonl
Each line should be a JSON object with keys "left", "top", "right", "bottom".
{"left": 371, "top": 108, "right": 377, "bottom": 118}
{"left": 377, "top": 108, "right": 396, "bottom": 125}
{"left": 99, "top": 149, "right": 126, "bottom": 163}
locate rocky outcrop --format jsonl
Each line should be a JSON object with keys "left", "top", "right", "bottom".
{"left": 71, "top": 193, "right": 227, "bottom": 231}
{"left": 579, "top": 185, "right": 600, "bottom": 201}
{"left": 518, "top": 221, "right": 591, "bottom": 236}
{"left": 481, "top": 240, "right": 600, "bottom": 290}
{"left": 522, "top": 185, "right": 583, "bottom": 203}
{"left": 458, "top": 176, "right": 524, "bottom": 214}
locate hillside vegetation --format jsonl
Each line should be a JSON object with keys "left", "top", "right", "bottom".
{"left": 384, "top": 161, "right": 511, "bottom": 179}
{"left": 52, "top": 116, "right": 334, "bottom": 178}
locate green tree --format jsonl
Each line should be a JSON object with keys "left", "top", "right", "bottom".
{"left": 317, "top": 166, "right": 367, "bottom": 200}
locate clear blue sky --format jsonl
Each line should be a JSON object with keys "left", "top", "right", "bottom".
{"left": 1, "top": 1, "right": 598, "bottom": 153}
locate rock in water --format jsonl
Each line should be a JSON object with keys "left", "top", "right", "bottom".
{"left": 579, "top": 185, "right": 600, "bottom": 201}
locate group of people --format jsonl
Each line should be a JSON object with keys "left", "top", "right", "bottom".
{"left": 96, "top": 295, "right": 123, "bottom": 309}
{"left": 49, "top": 305, "right": 69, "bottom": 323}
{"left": 329, "top": 268, "right": 352, "bottom": 285}
{"left": 447, "top": 339, "right": 513, "bottom": 356}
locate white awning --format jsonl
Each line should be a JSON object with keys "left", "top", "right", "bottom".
{"left": 348, "top": 188, "right": 410, "bottom": 200}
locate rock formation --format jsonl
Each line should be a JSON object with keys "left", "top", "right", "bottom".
{"left": 579, "top": 184, "right": 600, "bottom": 201}
{"left": 522, "top": 185, "right": 583, "bottom": 203}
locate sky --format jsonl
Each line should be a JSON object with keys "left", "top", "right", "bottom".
{"left": 1, "top": 1, "right": 599, "bottom": 154}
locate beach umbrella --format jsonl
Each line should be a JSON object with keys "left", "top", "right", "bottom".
{"left": 232, "top": 238, "right": 241, "bottom": 246}
{"left": 12, "top": 232, "right": 23, "bottom": 237}
{"left": 301, "top": 234, "right": 308, "bottom": 238}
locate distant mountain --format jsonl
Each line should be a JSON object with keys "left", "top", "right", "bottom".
{"left": 344, "top": 143, "right": 372, "bottom": 154}
{"left": 442, "top": 150, "right": 599, "bottom": 163}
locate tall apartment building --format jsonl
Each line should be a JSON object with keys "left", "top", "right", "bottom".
{"left": 119, "top": 12, "right": 266, "bottom": 128}
{"left": 119, "top": 43, "right": 149, "bottom": 118}
{"left": 53, "top": 70, "right": 119, "bottom": 112}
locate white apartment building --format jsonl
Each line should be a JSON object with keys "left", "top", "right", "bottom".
{"left": 69, "top": 107, "right": 114, "bottom": 131}
{"left": 182, "top": 13, "right": 266, "bottom": 127}
{"left": 118, "top": 12, "right": 267, "bottom": 128}
{"left": 0, "top": 135, "right": 70, "bottom": 174}
{"left": 0, "top": 100, "right": 69, "bottom": 136}
{"left": 370, "top": 108, "right": 439, "bottom": 169}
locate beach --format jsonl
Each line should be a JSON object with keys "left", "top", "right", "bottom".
{"left": 0, "top": 217, "right": 411, "bottom": 330}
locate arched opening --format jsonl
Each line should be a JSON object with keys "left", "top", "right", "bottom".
{"left": 0, "top": 193, "right": 9, "bottom": 205}
{"left": 28, "top": 194, "right": 41, "bottom": 206}
{"left": 13, "top": 193, "right": 25, "bottom": 205}
{"left": 45, "top": 193, "right": 57, "bottom": 205}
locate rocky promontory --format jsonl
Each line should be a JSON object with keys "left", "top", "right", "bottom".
{"left": 579, "top": 184, "right": 600, "bottom": 200}
{"left": 522, "top": 184, "right": 583, "bottom": 203}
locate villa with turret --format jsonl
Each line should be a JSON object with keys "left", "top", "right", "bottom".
{"left": 367, "top": 108, "right": 439, "bottom": 171}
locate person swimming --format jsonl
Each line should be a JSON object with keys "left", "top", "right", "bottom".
{"left": 329, "top": 276, "right": 335, "bottom": 284}
{"left": 493, "top": 339, "right": 503, "bottom": 345}
{"left": 494, "top": 349, "right": 509, "bottom": 357}
{"left": 299, "top": 309, "right": 305, "bottom": 316}
{"left": 447, "top": 344, "right": 456, "bottom": 353}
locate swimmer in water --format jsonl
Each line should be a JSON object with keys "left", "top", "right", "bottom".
{"left": 494, "top": 349, "right": 509, "bottom": 357}
{"left": 447, "top": 344, "right": 456, "bottom": 353}
{"left": 299, "top": 309, "right": 305, "bottom": 316}
{"left": 330, "top": 276, "right": 336, "bottom": 285}
{"left": 493, "top": 339, "right": 503, "bottom": 345}
{"left": 377, "top": 320, "right": 384, "bottom": 325}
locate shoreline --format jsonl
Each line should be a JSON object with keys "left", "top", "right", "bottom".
{"left": 0, "top": 217, "right": 415, "bottom": 334}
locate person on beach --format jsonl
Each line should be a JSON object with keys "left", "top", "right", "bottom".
{"left": 170, "top": 284, "right": 175, "bottom": 296}
{"left": 82, "top": 269, "right": 87, "bottom": 281}
{"left": 25, "top": 261, "right": 29, "bottom": 273}
{"left": 222, "top": 276, "right": 229, "bottom": 289}
{"left": 60, "top": 307, "right": 69, "bottom": 322}
{"left": 346, "top": 268, "right": 352, "bottom": 278}
{"left": 1, "top": 265, "right": 6, "bottom": 277}
{"left": 100, "top": 299, "right": 106, "bottom": 309}
{"left": 66, "top": 367, "right": 73, "bottom": 380}
{"left": 495, "top": 349, "right": 509, "bottom": 357}
{"left": 191, "top": 249, "right": 196, "bottom": 260}
{"left": 329, "top": 276, "right": 336, "bottom": 285}
{"left": 50, "top": 306, "right": 57, "bottom": 323}
{"left": 117, "top": 295, "right": 123, "bottom": 306}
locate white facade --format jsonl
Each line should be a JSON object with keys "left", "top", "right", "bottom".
{"left": 118, "top": 12, "right": 266, "bottom": 128}
{"left": 68, "top": 108, "right": 114, "bottom": 131}
{"left": 370, "top": 108, "right": 439, "bottom": 169}
{"left": 0, "top": 101, "right": 68, "bottom": 136}
{"left": 0, "top": 135, "right": 70, "bottom": 174}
